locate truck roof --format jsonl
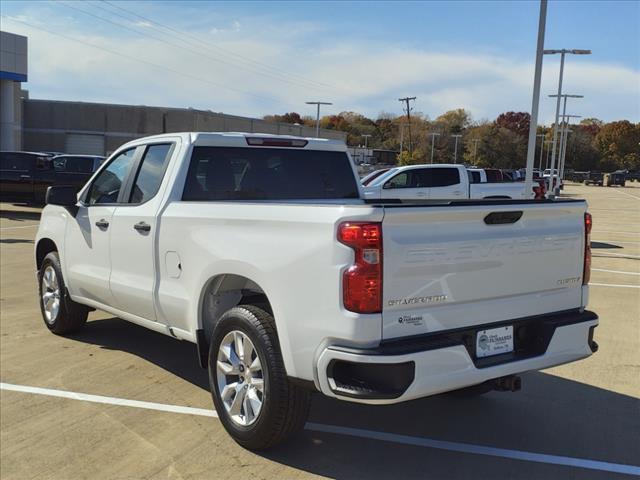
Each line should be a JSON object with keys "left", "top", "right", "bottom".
{"left": 120, "top": 132, "right": 347, "bottom": 152}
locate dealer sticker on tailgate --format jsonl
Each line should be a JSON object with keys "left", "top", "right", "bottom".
{"left": 476, "top": 325, "right": 514, "bottom": 358}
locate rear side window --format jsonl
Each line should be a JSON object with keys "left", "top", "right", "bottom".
{"left": 0, "top": 153, "right": 32, "bottom": 171}
{"left": 130, "top": 144, "right": 173, "bottom": 203}
{"left": 413, "top": 167, "right": 460, "bottom": 187}
{"left": 468, "top": 171, "right": 481, "bottom": 183}
{"left": 428, "top": 168, "right": 460, "bottom": 187}
{"left": 485, "top": 170, "right": 502, "bottom": 183}
{"left": 182, "top": 147, "right": 359, "bottom": 201}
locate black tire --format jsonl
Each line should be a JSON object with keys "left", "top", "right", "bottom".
{"left": 38, "top": 251, "right": 88, "bottom": 334}
{"left": 208, "top": 305, "right": 311, "bottom": 450}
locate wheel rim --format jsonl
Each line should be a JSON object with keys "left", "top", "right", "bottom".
{"left": 41, "top": 266, "right": 61, "bottom": 324}
{"left": 216, "top": 330, "right": 264, "bottom": 427}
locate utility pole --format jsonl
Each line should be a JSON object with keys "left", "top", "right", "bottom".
{"left": 537, "top": 134, "right": 545, "bottom": 172}
{"left": 558, "top": 114, "right": 580, "bottom": 184}
{"left": 549, "top": 93, "right": 583, "bottom": 194}
{"left": 305, "top": 101, "right": 332, "bottom": 138}
{"left": 398, "top": 97, "right": 416, "bottom": 155}
{"left": 451, "top": 134, "right": 463, "bottom": 164}
{"left": 472, "top": 138, "right": 481, "bottom": 164}
{"left": 361, "top": 134, "right": 371, "bottom": 164}
{"left": 428, "top": 132, "right": 440, "bottom": 164}
{"left": 543, "top": 48, "right": 591, "bottom": 197}
{"left": 399, "top": 123, "right": 405, "bottom": 154}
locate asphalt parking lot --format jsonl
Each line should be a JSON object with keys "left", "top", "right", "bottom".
{"left": 1, "top": 183, "right": 639, "bottom": 480}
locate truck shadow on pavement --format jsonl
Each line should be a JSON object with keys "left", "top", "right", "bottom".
{"left": 73, "top": 317, "right": 639, "bottom": 480}
{"left": 0, "top": 207, "right": 42, "bottom": 222}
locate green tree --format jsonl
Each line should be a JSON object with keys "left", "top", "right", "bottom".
{"left": 594, "top": 121, "right": 640, "bottom": 170}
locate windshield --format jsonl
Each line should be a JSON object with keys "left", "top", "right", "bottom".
{"left": 365, "top": 167, "right": 400, "bottom": 187}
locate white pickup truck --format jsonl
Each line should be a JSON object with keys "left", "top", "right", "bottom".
{"left": 35, "top": 132, "right": 598, "bottom": 449}
{"left": 363, "top": 164, "right": 542, "bottom": 200}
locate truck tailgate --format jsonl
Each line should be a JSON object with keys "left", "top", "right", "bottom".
{"left": 381, "top": 201, "right": 586, "bottom": 339}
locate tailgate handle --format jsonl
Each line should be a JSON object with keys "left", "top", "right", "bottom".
{"left": 484, "top": 211, "right": 523, "bottom": 225}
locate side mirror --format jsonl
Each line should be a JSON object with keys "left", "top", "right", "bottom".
{"left": 46, "top": 186, "right": 78, "bottom": 213}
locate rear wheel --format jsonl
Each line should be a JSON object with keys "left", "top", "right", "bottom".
{"left": 208, "top": 306, "right": 311, "bottom": 450}
{"left": 38, "top": 252, "right": 88, "bottom": 334}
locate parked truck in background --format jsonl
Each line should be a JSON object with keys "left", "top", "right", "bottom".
{"left": 35, "top": 132, "right": 598, "bottom": 449}
{"left": 362, "top": 164, "right": 543, "bottom": 200}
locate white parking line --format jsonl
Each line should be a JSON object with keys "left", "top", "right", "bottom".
{"left": 0, "top": 382, "right": 217, "bottom": 417}
{"left": 592, "top": 252, "right": 640, "bottom": 259}
{"left": 1, "top": 382, "right": 639, "bottom": 476}
{"left": 608, "top": 189, "right": 640, "bottom": 200}
{"left": 590, "top": 283, "right": 640, "bottom": 289}
{"left": 592, "top": 268, "right": 640, "bottom": 276}
{"left": 0, "top": 224, "right": 39, "bottom": 230}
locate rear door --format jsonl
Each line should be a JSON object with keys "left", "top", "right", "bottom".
{"left": 0, "top": 153, "right": 34, "bottom": 201}
{"left": 417, "top": 167, "right": 465, "bottom": 199}
{"left": 109, "top": 142, "right": 175, "bottom": 321}
{"left": 381, "top": 201, "right": 586, "bottom": 339}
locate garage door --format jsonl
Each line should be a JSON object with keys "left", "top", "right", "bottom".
{"left": 65, "top": 133, "right": 105, "bottom": 155}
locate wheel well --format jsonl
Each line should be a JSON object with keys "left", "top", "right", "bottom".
{"left": 36, "top": 238, "right": 58, "bottom": 269}
{"left": 200, "top": 274, "right": 273, "bottom": 344}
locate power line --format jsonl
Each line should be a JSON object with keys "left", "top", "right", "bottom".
{"left": 98, "top": 0, "right": 340, "bottom": 92}
{"left": 398, "top": 96, "right": 416, "bottom": 155}
{"left": 54, "top": 0, "right": 335, "bottom": 94}
{"left": 1, "top": 14, "right": 284, "bottom": 106}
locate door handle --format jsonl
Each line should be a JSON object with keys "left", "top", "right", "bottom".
{"left": 133, "top": 221, "right": 151, "bottom": 233}
{"left": 19, "top": 175, "right": 31, "bottom": 179}
{"left": 95, "top": 219, "right": 109, "bottom": 229}
{"left": 416, "top": 192, "right": 427, "bottom": 197}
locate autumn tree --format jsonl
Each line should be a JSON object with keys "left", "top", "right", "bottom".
{"left": 594, "top": 120, "right": 640, "bottom": 170}
{"left": 495, "top": 112, "right": 530, "bottom": 137}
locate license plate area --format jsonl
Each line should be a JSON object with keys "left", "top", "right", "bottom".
{"left": 476, "top": 325, "right": 514, "bottom": 358}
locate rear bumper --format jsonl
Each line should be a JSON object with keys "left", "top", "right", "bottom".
{"left": 316, "top": 310, "right": 598, "bottom": 404}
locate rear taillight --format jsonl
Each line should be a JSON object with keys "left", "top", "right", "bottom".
{"left": 245, "top": 137, "right": 308, "bottom": 147}
{"left": 338, "top": 222, "right": 382, "bottom": 314}
{"left": 583, "top": 212, "right": 592, "bottom": 285}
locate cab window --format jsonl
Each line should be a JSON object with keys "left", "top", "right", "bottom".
{"left": 86, "top": 149, "right": 136, "bottom": 205}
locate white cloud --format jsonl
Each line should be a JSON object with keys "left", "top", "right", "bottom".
{"left": 2, "top": 13, "right": 638, "bottom": 123}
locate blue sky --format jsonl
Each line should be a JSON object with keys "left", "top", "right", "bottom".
{"left": 2, "top": 1, "right": 638, "bottom": 123}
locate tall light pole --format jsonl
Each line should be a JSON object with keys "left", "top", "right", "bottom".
{"left": 361, "top": 134, "right": 372, "bottom": 164}
{"left": 543, "top": 49, "right": 591, "bottom": 197}
{"left": 428, "top": 132, "right": 440, "bottom": 164}
{"left": 452, "top": 134, "right": 463, "bottom": 164}
{"left": 305, "top": 101, "right": 332, "bottom": 138}
{"left": 549, "top": 93, "right": 583, "bottom": 193}
{"left": 523, "top": 0, "right": 548, "bottom": 198}
{"left": 472, "top": 138, "right": 481, "bottom": 164}
{"left": 537, "top": 133, "right": 545, "bottom": 172}
{"left": 559, "top": 114, "right": 581, "bottom": 185}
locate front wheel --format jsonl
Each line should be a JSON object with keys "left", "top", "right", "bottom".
{"left": 38, "top": 252, "right": 88, "bottom": 334}
{"left": 208, "top": 306, "right": 311, "bottom": 450}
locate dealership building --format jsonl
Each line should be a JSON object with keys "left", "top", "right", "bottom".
{"left": 0, "top": 30, "right": 345, "bottom": 156}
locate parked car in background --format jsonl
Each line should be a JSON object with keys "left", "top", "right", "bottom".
{"left": 0, "top": 151, "right": 104, "bottom": 203}
{"left": 626, "top": 170, "right": 640, "bottom": 182}
{"left": 362, "top": 164, "right": 541, "bottom": 200}
{"left": 1, "top": 151, "right": 55, "bottom": 203}
{"left": 604, "top": 172, "right": 626, "bottom": 187}
{"left": 584, "top": 171, "right": 604, "bottom": 186}
{"left": 568, "top": 171, "right": 589, "bottom": 183}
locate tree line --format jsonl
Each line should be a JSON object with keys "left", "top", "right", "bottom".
{"left": 263, "top": 110, "right": 640, "bottom": 172}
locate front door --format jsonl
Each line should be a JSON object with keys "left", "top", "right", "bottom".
{"left": 0, "top": 152, "right": 34, "bottom": 201}
{"left": 64, "top": 148, "right": 138, "bottom": 306}
{"left": 109, "top": 142, "right": 175, "bottom": 321}
{"left": 379, "top": 169, "right": 428, "bottom": 199}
